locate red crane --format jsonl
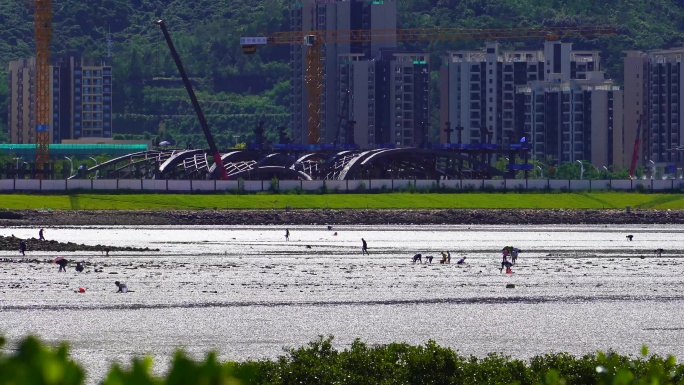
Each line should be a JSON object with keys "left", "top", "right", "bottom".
{"left": 34, "top": 0, "right": 52, "bottom": 179}
{"left": 629, "top": 115, "right": 642, "bottom": 180}
{"left": 156, "top": 20, "right": 228, "bottom": 180}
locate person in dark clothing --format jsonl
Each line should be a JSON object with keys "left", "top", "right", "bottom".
{"left": 39, "top": 228, "right": 45, "bottom": 241}
{"left": 19, "top": 240, "right": 27, "bottom": 256}
{"left": 285, "top": 229, "right": 290, "bottom": 241}
{"left": 57, "top": 259, "right": 69, "bottom": 272}
{"left": 114, "top": 281, "right": 128, "bottom": 293}
{"left": 412, "top": 253, "right": 422, "bottom": 263}
{"left": 75, "top": 262, "right": 84, "bottom": 272}
{"left": 361, "top": 238, "right": 369, "bottom": 255}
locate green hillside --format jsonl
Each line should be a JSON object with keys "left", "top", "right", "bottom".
{"left": 0, "top": 0, "right": 682, "bottom": 147}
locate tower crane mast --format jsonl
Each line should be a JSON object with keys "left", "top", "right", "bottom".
{"left": 242, "top": 26, "right": 616, "bottom": 145}
{"left": 34, "top": 0, "right": 52, "bottom": 178}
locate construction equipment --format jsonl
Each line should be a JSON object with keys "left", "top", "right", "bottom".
{"left": 629, "top": 115, "right": 643, "bottom": 180}
{"left": 34, "top": 0, "right": 52, "bottom": 179}
{"left": 156, "top": 19, "right": 228, "bottom": 180}
{"left": 241, "top": 26, "right": 616, "bottom": 145}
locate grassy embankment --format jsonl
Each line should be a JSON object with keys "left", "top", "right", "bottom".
{"left": 1, "top": 192, "right": 684, "bottom": 210}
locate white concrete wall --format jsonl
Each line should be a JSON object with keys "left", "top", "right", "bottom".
{"left": 243, "top": 181, "right": 263, "bottom": 192}
{"left": 66, "top": 180, "right": 91, "bottom": 190}
{"left": 279, "top": 180, "right": 301, "bottom": 191}
{"left": 41, "top": 180, "right": 67, "bottom": 191}
{"left": 168, "top": 180, "right": 190, "bottom": 192}
{"left": 143, "top": 180, "right": 167, "bottom": 191}
{"left": 370, "top": 179, "right": 393, "bottom": 191}
{"left": 117, "top": 179, "right": 143, "bottom": 190}
{"left": 1, "top": 179, "right": 683, "bottom": 193}
{"left": 192, "top": 180, "right": 215, "bottom": 192}
{"left": 301, "top": 180, "right": 324, "bottom": 192}
{"left": 215, "top": 180, "right": 238, "bottom": 191}
{"left": 93, "top": 180, "right": 118, "bottom": 190}
{"left": 393, "top": 180, "right": 413, "bottom": 190}
{"left": 324, "top": 180, "right": 347, "bottom": 192}
{"left": 484, "top": 179, "right": 505, "bottom": 190}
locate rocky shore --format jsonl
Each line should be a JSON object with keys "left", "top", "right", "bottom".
{"left": 0, "top": 234, "right": 158, "bottom": 253}
{"left": 0, "top": 208, "right": 682, "bottom": 227}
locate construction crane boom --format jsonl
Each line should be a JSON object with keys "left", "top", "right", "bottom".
{"left": 242, "top": 26, "right": 615, "bottom": 146}
{"left": 156, "top": 19, "right": 228, "bottom": 180}
{"left": 34, "top": 0, "right": 52, "bottom": 179}
{"left": 264, "top": 26, "right": 616, "bottom": 45}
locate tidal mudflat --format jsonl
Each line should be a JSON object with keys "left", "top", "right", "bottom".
{"left": 1, "top": 224, "right": 683, "bottom": 383}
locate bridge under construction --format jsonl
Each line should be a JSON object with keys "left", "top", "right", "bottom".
{"left": 80, "top": 144, "right": 532, "bottom": 181}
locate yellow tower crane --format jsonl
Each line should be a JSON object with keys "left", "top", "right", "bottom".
{"left": 242, "top": 26, "right": 615, "bottom": 145}
{"left": 34, "top": 0, "right": 52, "bottom": 179}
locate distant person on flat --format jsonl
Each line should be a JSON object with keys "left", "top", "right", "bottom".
{"left": 361, "top": 238, "right": 369, "bottom": 255}
{"left": 57, "top": 258, "right": 69, "bottom": 272}
{"left": 115, "top": 281, "right": 128, "bottom": 293}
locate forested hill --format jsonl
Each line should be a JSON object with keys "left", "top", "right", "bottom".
{"left": 0, "top": 0, "right": 683, "bottom": 147}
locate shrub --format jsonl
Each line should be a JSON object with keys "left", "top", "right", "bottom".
{"left": 3, "top": 335, "right": 684, "bottom": 385}
{"left": 269, "top": 177, "right": 279, "bottom": 193}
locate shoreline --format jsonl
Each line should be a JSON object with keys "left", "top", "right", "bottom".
{"left": 0, "top": 208, "right": 682, "bottom": 226}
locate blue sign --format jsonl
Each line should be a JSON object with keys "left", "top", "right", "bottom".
{"left": 35, "top": 124, "right": 50, "bottom": 132}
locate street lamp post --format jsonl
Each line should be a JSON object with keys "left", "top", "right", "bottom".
{"left": 12, "top": 157, "right": 22, "bottom": 179}
{"left": 649, "top": 160, "right": 656, "bottom": 179}
{"left": 576, "top": 160, "right": 584, "bottom": 180}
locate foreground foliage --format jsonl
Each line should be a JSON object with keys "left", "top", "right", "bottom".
{"left": 1, "top": 335, "right": 684, "bottom": 385}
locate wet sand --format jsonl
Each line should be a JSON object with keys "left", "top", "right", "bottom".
{"left": 2, "top": 223, "right": 683, "bottom": 384}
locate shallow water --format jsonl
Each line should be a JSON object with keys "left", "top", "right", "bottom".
{"left": 1, "top": 224, "right": 683, "bottom": 383}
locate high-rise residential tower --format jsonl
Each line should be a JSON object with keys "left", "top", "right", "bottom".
{"left": 289, "top": 0, "right": 397, "bottom": 146}
{"left": 516, "top": 74, "right": 623, "bottom": 166}
{"left": 337, "top": 49, "right": 430, "bottom": 148}
{"left": 7, "top": 58, "right": 60, "bottom": 144}
{"left": 440, "top": 41, "right": 617, "bottom": 167}
{"left": 7, "top": 57, "right": 113, "bottom": 144}
{"left": 623, "top": 49, "right": 683, "bottom": 172}
{"left": 70, "top": 57, "right": 113, "bottom": 139}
